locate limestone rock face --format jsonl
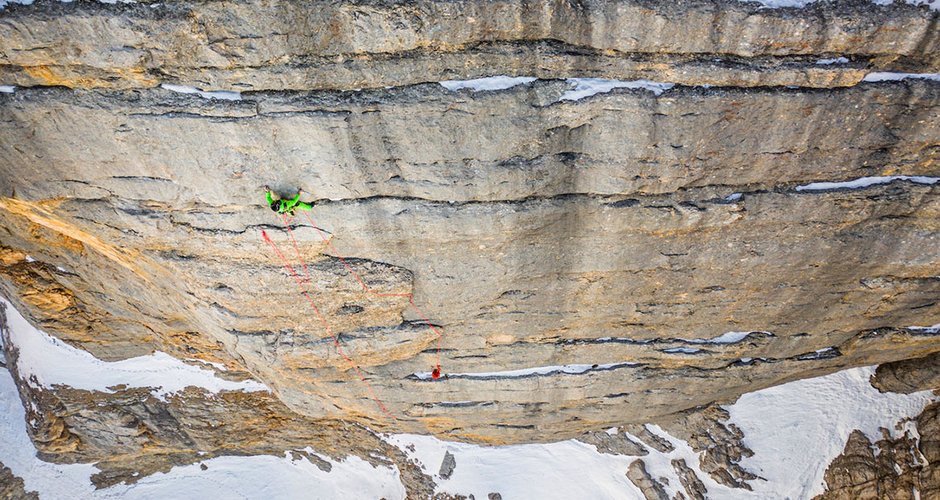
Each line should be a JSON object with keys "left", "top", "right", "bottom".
{"left": 3, "top": 77, "right": 938, "bottom": 443}
{"left": 0, "top": 0, "right": 938, "bottom": 484}
{"left": 872, "top": 351, "right": 940, "bottom": 394}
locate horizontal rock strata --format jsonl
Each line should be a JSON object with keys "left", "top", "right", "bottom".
{"left": 0, "top": 78, "right": 937, "bottom": 442}
{"left": 0, "top": 0, "right": 938, "bottom": 91}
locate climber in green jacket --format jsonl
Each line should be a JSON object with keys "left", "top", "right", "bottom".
{"left": 264, "top": 186, "right": 314, "bottom": 216}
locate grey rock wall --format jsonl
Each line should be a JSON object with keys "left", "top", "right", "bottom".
{"left": 1, "top": 0, "right": 938, "bottom": 91}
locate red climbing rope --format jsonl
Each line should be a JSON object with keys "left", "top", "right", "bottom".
{"left": 300, "top": 211, "right": 444, "bottom": 374}
{"left": 280, "top": 213, "right": 311, "bottom": 284}
{"left": 261, "top": 228, "right": 396, "bottom": 420}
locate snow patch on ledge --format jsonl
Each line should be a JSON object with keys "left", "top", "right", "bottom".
{"left": 439, "top": 76, "right": 536, "bottom": 92}
{"left": 412, "top": 361, "right": 638, "bottom": 380}
{"left": 862, "top": 72, "right": 940, "bottom": 83}
{"left": 738, "top": 0, "right": 816, "bottom": 7}
{"left": 908, "top": 323, "right": 940, "bottom": 334}
{"left": 161, "top": 83, "right": 241, "bottom": 101}
{"left": 0, "top": 0, "right": 30, "bottom": 9}
{"left": 560, "top": 78, "right": 675, "bottom": 101}
{"left": 0, "top": 297, "right": 268, "bottom": 400}
{"left": 686, "top": 330, "right": 772, "bottom": 344}
{"left": 873, "top": 0, "right": 940, "bottom": 11}
{"left": 816, "top": 57, "right": 849, "bottom": 65}
{"left": 740, "top": 0, "right": 939, "bottom": 10}
{"left": 663, "top": 347, "right": 703, "bottom": 354}
{"left": 1, "top": 0, "right": 135, "bottom": 10}
{"left": 795, "top": 175, "right": 940, "bottom": 191}
{"left": 0, "top": 85, "right": 15, "bottom": 93}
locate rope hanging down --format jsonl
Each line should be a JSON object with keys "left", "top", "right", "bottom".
{"left": 299, "top": 211, "right": 445, "bottom": 377}
{"left": 261, "top": 227, "right": 396, "bottom": 420}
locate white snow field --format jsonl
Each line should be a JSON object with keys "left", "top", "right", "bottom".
{"left": 724, "top": 366, "right": 936, "bottom": 499}
{"left": 1, "top": 298, "right": 936, "bottom": 499}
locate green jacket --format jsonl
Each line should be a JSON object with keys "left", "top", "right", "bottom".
{"left": 266, "top": 191, "right": 313, "bottom": 214}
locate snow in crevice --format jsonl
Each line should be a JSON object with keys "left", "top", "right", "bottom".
{"left": 0, "top": 0, "right": 136, "bottom": 10}
{"left": 439, "top": 76, "right": 537, "bottom": 92}
{"left": 160, "top": 83, "right": 242, "bottom": 101}
{"left": 908, "top": 323, "right": 940, "bottom": 334}
{"left": 0, "top": 297, "right": 268, "bottom": 400}
{"left": 794, "top": 346, "right": 841, "bottom": 361}
{"left": 662, "top": 347, "right": 704, "bottom": 354}
{"left": 795, "top": 175, "right": 940, "bottom": 191}
{"left": 740, "top": 0, "right": 939, "bottom": 11}
{"left": 412, "top": 361, "right": 639, "bottom": 380}
{"left": 862, "top": 72, "right": 940, "bottom": 82}
{"left": 559, "top": 78, "right": 675, "bottom": 101}
{"left": 685, "top": 330, "right": 773, "bottom": 344}
{"left": 816, "top": 57, "right": 850, "bottom": 65}
{"left": 0, "top": 85, "right": 15, "bottom": 93}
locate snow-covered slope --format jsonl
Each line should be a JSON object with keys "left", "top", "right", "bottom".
{"left": 384, "top": 367, "right": 935, "bottom": 499}
{"left": 1, "top": 297, "right": 268, "bottom": 400}
{"left": 0, "top": 367, "right": 405, "bottom": 499}
{"left": 1, "top": 294, "right": 934, "bottom": 499}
